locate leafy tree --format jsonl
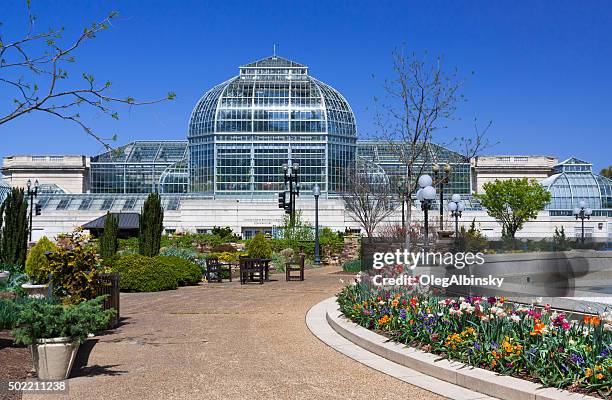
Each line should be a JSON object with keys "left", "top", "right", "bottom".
{"left": 478, "top": 178, "right": 551, "bottom": 239}
{"left": 0, "top": 3, "right": 175, "bottom": 146}
{"left": 0, "top": 188, "right": 29, "bottom": 266}
{"left": 601, "top": 166, "right": 612, "bottom": 179}
{"left": 99, "top": 212, "right": 118, "bottom": 260}
{"left": 25, "top": 236, "right": 56, "bottom": 284}
{"left": 139, "top": 193, "right": 164, "bottom": 257}
{"left": 247, "top": 233, "right": 272, "bottom": 259}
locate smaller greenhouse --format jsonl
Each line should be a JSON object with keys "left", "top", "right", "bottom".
{"left": 540, "top": 157, "right": 612, "bottom": 216}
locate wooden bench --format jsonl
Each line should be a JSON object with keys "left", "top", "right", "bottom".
{"left": 285, "top": 254, "right": 305, "bottom": 281}
{"left": 205, "top": 257, "right": 232, "bottom": 283}
{"left": 239, "top": 258, "right": 265, "bottom": 284}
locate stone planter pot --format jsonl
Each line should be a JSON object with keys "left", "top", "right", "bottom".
{"left": 21, "top": 283, "right": 50, "bottom": 299}
{"left": 31, "top": 337, "right": 79, "bottom": 380}
{"left": 0, "top": 270, "right": 9, "bottom": 283}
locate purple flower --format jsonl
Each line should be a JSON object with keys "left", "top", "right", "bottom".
{"left": 474, "top": 343, "right": 481, "bottom": 351}
{"left": 399, "top": 309, "right": 407, "bottom": 319}
{"left": 569, "top": 353, "right": 584, "bottom": 366}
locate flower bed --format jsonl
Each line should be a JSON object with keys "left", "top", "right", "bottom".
{"left": 337, "top": 281, "right": 611, "bottom": 397}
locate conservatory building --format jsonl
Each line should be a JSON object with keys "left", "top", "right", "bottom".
{"left": 188, "top": 56, "right": 357, "bottom": 197}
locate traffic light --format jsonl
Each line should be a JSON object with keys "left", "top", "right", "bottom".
{"left": 278, "top": 192, "right": 286, "bottom": 209}
{"left": 35, "top": 203, "right": 42, "bottom": 216}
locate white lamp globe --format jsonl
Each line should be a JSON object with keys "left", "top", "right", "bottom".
{"left": 422, "top": 185, "right": 436, "bottom": 200}
{"left": 585, "top": 208, "right": 593, "bottom": 216}
{"left": 457, "top": 202, "right": 465, "bottom": 212}
{"left": 418, "top": 174, "right": 433, "bottom": 188}
{"left": 579, "top": 200, "right": 586, "bottom": 208}
{"left": 312, "top": 184, "right": 320, "bottom": 197}
{"left": 451, "top": 194, "right": 461, "bottom": 203}
{"left": 573, "top": 207, "right": 580, "bottom": 216}
{"left": 448, "top": 201, "right": 457, "bottom": 211}
{"left": 416, "top": 189, "right": 424, "bottom": 201}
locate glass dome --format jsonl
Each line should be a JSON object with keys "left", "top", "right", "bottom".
{"left": 540, "top": 157, "right": 612, "bottom": 212}
{"left": 188, "top": 55, "right": 357, "bottom": 196}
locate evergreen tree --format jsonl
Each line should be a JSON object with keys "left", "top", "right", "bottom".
{"left": 99, "top": 212, "right": 119, "bottom": 260}
{"left": 0, "top": 188, "right": 29, "bottom": 266}
{"left": 139, "top": 193, "right": 164, "bottom": 257}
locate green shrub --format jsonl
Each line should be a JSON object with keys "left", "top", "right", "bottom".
{"left": 0, "top": 298, "right": 20, "bottom": 330}
{"left": 159, "top": 246, "right": 197, "bottom": 262}
{"left": 342, "top": 259, "right": 362, "bottom": 273}
{"left": 99, "top": 212, "right": 119, "bottom": 260}
{"left": 247, "top": 233, "right": 272, "bottom": 259}
{"left": 0, "top": 188, "right": 29, "bottom": 267}
{"left": 155, "top": 256, "right": 201, "bottom": 286}
{"left": 11, "top": 296, "right": 115, "bottom": 345}
{"left": 112, "top": 254, "right": 178, "bottom": 292}
{"left": 45, "top": 229, "right": 99, "bottom": 304}
{"left": 139, "top": 193, "right": 164, "bottom": 257}
{"left": 25, "top": 236, "right": 56, "bottom": 284}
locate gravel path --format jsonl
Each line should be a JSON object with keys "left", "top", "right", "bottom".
{"left": 25, "top": 266, "right": 443, "bottom": 400}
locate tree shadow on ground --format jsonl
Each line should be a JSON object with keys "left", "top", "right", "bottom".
{"left": 71, "top": 364, "right": 127, "bottom": 378}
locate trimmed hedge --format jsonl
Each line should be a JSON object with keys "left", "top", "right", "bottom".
{"left": 156, "top": 256, "right": 201, "bottom": 286}
{"left": 112, "top": 254, "right": 178, "bottom": 292}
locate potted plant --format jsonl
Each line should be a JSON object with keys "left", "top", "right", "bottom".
{"left": 11, "top": 296, "right": 115, "bottom": 380}
{"left": 22, "top": 237, "right": 56, "bottom": 298}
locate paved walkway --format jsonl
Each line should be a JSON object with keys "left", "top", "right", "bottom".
{"left": 27, "top": 266, "right": 442, "bottom": 400}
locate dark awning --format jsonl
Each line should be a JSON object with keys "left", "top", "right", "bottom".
{"left": 82, "top": 212, "right": 140, "bottom": 230}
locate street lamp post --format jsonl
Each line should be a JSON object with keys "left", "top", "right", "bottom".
{"left": 432, "top": 163, "right": 452, "bottom": 230}
{"left": 448, "top": 193, "right": 465, "bottom": 244}
{"left": 281, "top": 162, "right": 300, "bottom": 226}
{"left": 416, "top": 174, "right": 436, "bottom": 251}
{"left": 313, "top": 184, "right": 321, "bottom": 265}
{"left": 26, "top": 179, "right": 39, "bottom": 242}
{"left": 573, "top": 201, "right": 592, "bottom": 244}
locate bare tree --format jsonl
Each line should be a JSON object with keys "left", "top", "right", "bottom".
{"left": 374, "top": 47, "right": 491, "bottom": 250}
{"left": 0, "top": 4, "right": 175, "bottom": 147}
{"left": 341, "top": 169, "right": 398, "bottom": 241}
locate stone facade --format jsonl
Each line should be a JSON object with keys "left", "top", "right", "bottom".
{"left": 471, "top": 155, "right": 557, "bottom": 194}
{"left": 1, "top": 155, "right": 90, "bottom": 194}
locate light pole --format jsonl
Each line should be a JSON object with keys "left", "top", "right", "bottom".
{"left": 573, "top": 200, "right": 592, "bottom": 244}
{"left": 26, "top": 179, "right": 39, "bottom": 242}
{"left": 448, "top": 193, "right": 465, "bottom": 243}
{"left": 432, "top": 163, "right": 452, "bottom": 230}
{"left": 281, "top": 162, "right": 300, "bottom": 226}
{"left": 313, "top": 184, "right": 321, "bottom": 265}
{"left": 416, "top": 174, "right": 436, "bottom": 251}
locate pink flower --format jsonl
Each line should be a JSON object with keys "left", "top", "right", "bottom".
{"left": 562, "top": 322, "right": 570, "bottom": 330}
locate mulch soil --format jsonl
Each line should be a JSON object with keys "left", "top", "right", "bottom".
{"left": 0, "top": 330, "right": 35, "bottom": 400}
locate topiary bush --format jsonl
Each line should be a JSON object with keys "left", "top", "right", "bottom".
{"left": 155, "top": 256, "right": 201, "bottom": 286}
{"left": 246, "top": 233, "right": 272, "bottom": 259}
{"left": 111, "top": 254, "right": 178, "bottom": 292}
{"left": 25, "top": 236, "right": 56, "bottom": 284}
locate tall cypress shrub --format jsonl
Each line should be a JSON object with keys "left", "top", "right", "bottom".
{"left": 0, "top": 188, "right": 29, "bottom": 266}
{"left": 139, "top": 193, "right": 164, "bottom": 257}
{"left": 99, "top": 212, "right": 119, "bottom": 260}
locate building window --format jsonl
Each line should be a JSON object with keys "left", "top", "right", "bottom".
{"left": 56, "top": 198, "right": 71, "bottom": 210}
{"left": 100, "top": 198, "right": 114, "bottom": 210}
{"left": 165, "top": 228, "right": 176, "bottom": 235}
{"left": 78, "top": 198, "right": 93, "bottom": 210}
{"left": 123, "top": 198, "right": 137, "bottom": 210}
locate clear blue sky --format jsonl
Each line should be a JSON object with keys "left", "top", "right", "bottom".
{"left": 1, "top": 0, "right": 610, "bottom": 171}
